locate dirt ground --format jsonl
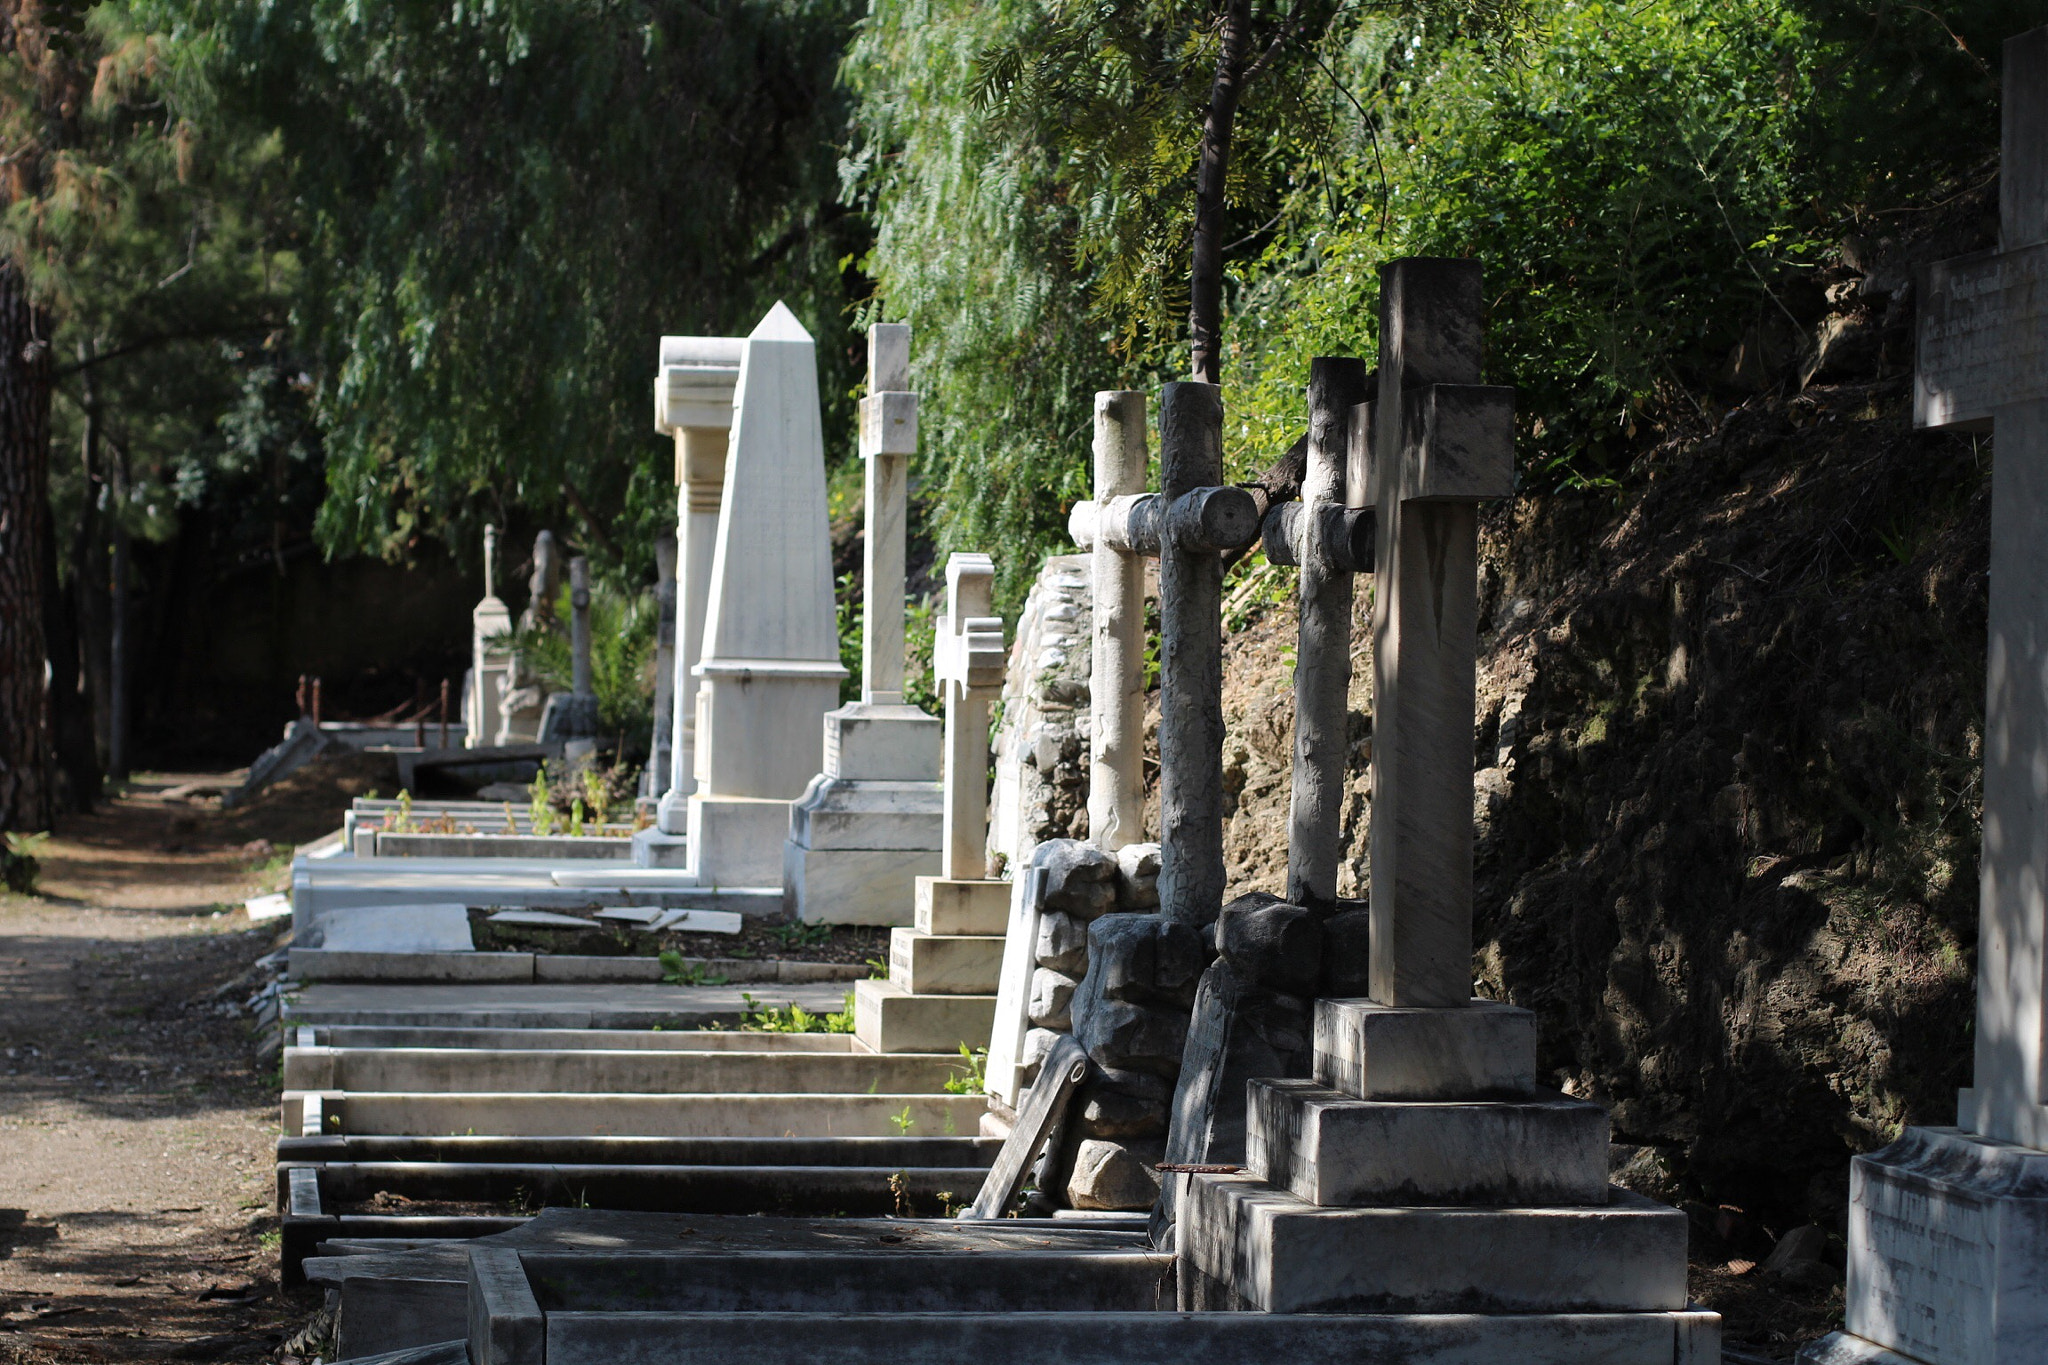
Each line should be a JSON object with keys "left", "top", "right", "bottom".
{"left": 0, "top": 774, "right": 332, "bottom": 1364}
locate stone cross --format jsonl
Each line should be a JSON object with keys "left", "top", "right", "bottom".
{"left": 1071, "top": 385, "right": 1260, "bottom": 925}
{"left": 467, "top": 526, "right": 514, "bottom": 749}
{"left": 1362, "top": 258, "right": 1515, "bottom": 1006}
{"left": 521, "top": 529, "right": 559, "bottom": 631}
{"left": 859, "top": 324, "right": 918, "bottom": 702}
{"left": 1070, "top": 391, "right": 1150, "bottom": 852}
{"left": 1262, "top": 358, "right": 1375, "bottom": 914}
{"left": 1917, "top": 26, "right": 2048, "bottom": 1153}
{"left": 932, "top": 553, "right": 1006, "bottom": 879}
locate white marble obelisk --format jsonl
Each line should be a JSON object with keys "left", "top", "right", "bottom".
{"left": 464, "top": 524, "right": 512, "bottom": 748}
{"left": 782, "top": 323, "right": 944, "bottom": 924}
{"left": 632, "top": 303, "right": 845, "bottom": 886}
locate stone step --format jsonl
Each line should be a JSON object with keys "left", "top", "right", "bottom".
{"left": 494, "top": 1309, "right": 1719, "bottom": 1365}
{"left": 521, "top": 1247, "right": 1174, "bottom": 1313}
{"left": 281, "top": 981, "right": 853, "bottom": 1031}
{"left": 291, "top": 1162, "right": 990, "bottom": 1216}
{"left": 283, "top": 1046, "right": 961, "bottom": 1095}
{"left": 281, "top": 1089, "right": 988, "bottom": 1139}
{"left": 852, "top": 979, "right": 998, "bottom": 1055}
{"left": 888, "top": 927, "right": 1004, "bottom": 995}
{"left": 1246, "top": 1077, "right": 1610, "bottom": 1207}
{"left": 1178, "top": 1174, "right": 1689, "bottom": 1315}
{"left": 1313, "top": 998, "right": 1539, "bottom": 1101}
{"left": 276, "top": 1134, "right": 996, "bottom": 1168}
{"left": 914, "top": 878, "right": 1011, "bottom": 936}
{"left": 299, "top": 1026, "right": 859, "bottom": 1052}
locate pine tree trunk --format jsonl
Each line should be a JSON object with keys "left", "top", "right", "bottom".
{"left": 1189, "top": 0, "right": 1253, "bottom": 386}
{"left": 0, "top": 258, "right": 55, "bottom": 832}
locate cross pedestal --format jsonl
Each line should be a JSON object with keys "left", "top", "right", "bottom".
{"left": 783, "top": 323, "right": 945, "bottom": 925}
{"left": 1174, "top": 259, "right": 1709, "bottom": 1361}
{"left": 632, "top": 303, "right": 845, "bottom": 886}
{"left": 464, "top": 524, "right": 512, "bottom": 750}
{"left": 1808, "top": 28, "right": 2048, "bottom": 1365}
{"left": 855, "top": 553, "right": 1010, "bottom": 1054}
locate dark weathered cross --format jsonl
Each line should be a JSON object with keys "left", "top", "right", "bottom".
{"left": 1363, "top": 259, "right": 1515, "bottom": 1007}
{"left": 1918, "top": 27, "right": 2048, "bottom": 1152}
{"left": 1263, "top": 358, "right": 1375, "bottom": 915}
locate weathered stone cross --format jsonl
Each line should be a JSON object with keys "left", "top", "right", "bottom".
{"left": 1362, "top": 258, "right": 1515, "bottom": 1006}
{"left": 1262, "top": 358, "right": 1375, "bottom": 915}
{"left": 1917, "top": 26, "right": 2048, "bottom": 1153}
{"left": 1072, "top": 391, "right": 1150, "bottom": 853}
{"left": 859, "top": 324, "right": 918, "bottom": 703}
{"left": 1070, "top": 384, "right": 1261, "bottom": 924}
{"left": 932, "top": 552, "right": 1006, "bottom": 879}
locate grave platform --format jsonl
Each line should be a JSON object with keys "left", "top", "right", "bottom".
{"left": 282, "top": 981, "right": 853, "bottom": 1030}
{"left": 852, "top": 876, "right": 1007, "bottom": 1053}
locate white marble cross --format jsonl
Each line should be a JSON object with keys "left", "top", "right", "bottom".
{"left": 1920, "top": 27, "right": 2048, "bottom": 1152}
{"left": 1075, "top": 392, "right": 1150, "bottom": 853}
{"left": 858, "top": 324, "right": 918, "bottom": 703}
{"left": 932, "top": 553, "right": 1005, "bottom": 880}
{"left": 1361, "top": 259, "right": 1515, "bottom": 1007}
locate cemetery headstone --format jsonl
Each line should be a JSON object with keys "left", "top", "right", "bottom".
{"left": 1173, "top": 261, "right": 1698, "bottom": 1356}
{"left": 497, "top": 530, "right": 559, "bottom": 743}
{"left": 649, "top": 334, "right": 744, "bottom": 809}
{"left": 465, "top": 524, "right": 514, "bottom": 749}
{"left": 633, "top": 303, "right": 845, "bottom": 886}
{"left": 1806, "top": 29, "right": 2048, "bottom": 1365}
{"left": 853, "top": 553, "right": 1010, "bottom": 1054}
{"left": 782, "top": 323, "right": 944, "bottom": 924}
{"left": 643, "top": 535, "right": 678, "bottom": 803}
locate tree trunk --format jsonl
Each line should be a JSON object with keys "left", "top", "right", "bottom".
{"left": 1189, "top": 0, "right": 1253, "bottom": 386}
{"left": 0, "top": 258, "right": 55, "bottom": 832}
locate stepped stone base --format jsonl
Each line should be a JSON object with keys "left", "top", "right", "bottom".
{"left": 783, "top": 845, "right": 939, "bottom": 926}
{"left": 853, "top": 979, "right": 997, "bottom": 1055}
{"left": 915, "top": 878, "right": 1011, "bottom": 936}
{"left": 889, "top": 927, "right": 1004, "bottom": 995}
{"left": 1178, "top": 1174, "right": 1689, "bottom": 1315}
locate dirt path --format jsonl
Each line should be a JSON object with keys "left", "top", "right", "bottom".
{"left": 0, "top": 778, "right": 323, "bottom": 1364}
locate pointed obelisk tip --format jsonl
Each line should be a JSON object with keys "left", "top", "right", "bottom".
{"left": 750, "top": 301, "right": 813, "bottom": 343}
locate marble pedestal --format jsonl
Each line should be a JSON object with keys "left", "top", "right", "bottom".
{"left": 1800, "top": 1128, "right": 2048, "bottom": 1365}
{"left": 1176, "top": 999, "right": 1709, "bottom": 1361}
{"left": 781, "top": 701, "right": 943, "bottom": 926}
{"left": 852, "top": 876, "right": 1009, "bottom": 1054}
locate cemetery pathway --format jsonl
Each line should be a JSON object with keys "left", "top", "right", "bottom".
{"left": 0, "top": 776, "right": 322, "bottom": 1363}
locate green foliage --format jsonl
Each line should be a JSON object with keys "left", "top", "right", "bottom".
{"left": 941, "top": 1043, "right": 987, "bottom": 1095}
{"left": 490, "top": 581, "right": 656, "bottom": 748}
{"left": 2, "top": 832, "right": 46, "bottom": 895}
{"left": 658, "top": 950, "right": 729, "bottom": 987}
{"left": 768, "top": 920, "right": 833, "bottom": 949}
{"left": 737, "top": 990, "right": 856, "bottom": 1034}
{"left": 138, "top": 0, "right": 868, "bottom": 580}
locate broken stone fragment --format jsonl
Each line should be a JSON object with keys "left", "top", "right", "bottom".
{"left": 1076, "top": 1084, "right": 1169, "bottom": 1140}
{"left": 1035, "top": 910, "right": 1090, "bottom": 977}
{"left": 1038, "top": 839, "right": 1119, "bottom": 917}
{"left": 1065, "top": 1138, "right": 1164, "bottom": 1210}
{"left": 1088, "top": 913, "right": 1209, "bottom": 1009}
{"left": 1070, "top": 990, "right": 1189, "bottom": 1077}
{"left": 1215, "top": 892, "right": 1321, "bottom": 997}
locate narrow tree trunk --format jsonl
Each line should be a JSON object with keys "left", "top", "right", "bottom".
{"left": 74, "top": 344, "right": 110, "bottom": 765}
{"left": 42, "top": 493, "right": 97, "bottom": 809}
{"left": 1189, "top": 0, "right": 1253, "bottom": 386}
{"left": 108, "top": 446, "right": 130, "bottom": 783}
{"left": 0, "top": 259, "right": 55, "bottom": 832}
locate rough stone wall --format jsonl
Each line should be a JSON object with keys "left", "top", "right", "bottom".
{"left": 987, "top": 554, "right": 1092, "bottom": 872}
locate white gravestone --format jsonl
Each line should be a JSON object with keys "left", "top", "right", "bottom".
{"left": 782, "top": 324, "right": 945, "bottom": 924}
{"left": 464, "top": 524, "right": 513, "bottom": 749}
{"left": 1806, "top": 29, "right": 2048, "bottom": 1365}
{"left": 632, "top": 303, "right": 845, "bottom": 886}
{"left": 648, "top": 334, "right": 743, "bottom": 816}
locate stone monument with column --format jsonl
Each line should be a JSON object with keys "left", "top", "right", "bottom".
{"left": 1804, "top": 29, "right": 2048, "bottom": 1365}
{"left": 642, "top": 333, "right": 743, "bottom": 820}
{"left": 632, "top": 303, "right": 845, "bottom": 886}
{"left": 782, "top": 323, "right": 945, "bottom": 923}
{"left": 1171, "top": 258, "right": 1712, "bottom": 1362}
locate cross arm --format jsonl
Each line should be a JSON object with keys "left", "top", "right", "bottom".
{"left": 1262, "top": 501, "right": 1375, "bottom": 572}
{"left": 1069, "top": 486, "right": 1261, "bottom": 557}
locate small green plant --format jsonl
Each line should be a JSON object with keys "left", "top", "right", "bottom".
{"left": 941, "top": 1043, "right": 988, "bottom": 1095}
{"left": 738, "top": 990, "right": 856, "bottom": 1034}
{"left": 529, "top": 769, "right": 556, "bottom": 837}
{"left": 581, "top": 767, "right": 612, "bottom": 828}
{"left": 865, "top": 956, "right": 889, "bottom": 980}
{"left": 769, "top": 921, "right": 833, "bottom": 949}
{"left": 3, "top": 831, "right": 47, "bottom": 894}
{"left": 389, "top": 789, "right": 415, "bottom": 834}
{"left": 890, "top": 1105, "right": 915, "bottom": 1136}
{"left": 257, "top": 1229, "right": 283, "bottom": 1251}
{"left": 501, "top": 802, "right": 518, "bottom": 834}
{"left": 569, "top": 797, "right": 586, "bottom": 837}
{"left": 658, "top": 950, "right": 729, "bottom": 987}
